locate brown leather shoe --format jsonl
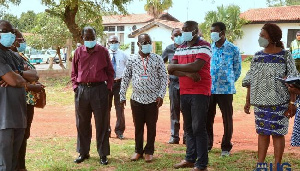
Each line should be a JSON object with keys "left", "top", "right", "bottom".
{"left": 174, "top": 160, "right": 194, "bottom": 169}
{"left": 131, "top": 153, "right": 143, "bottom": 161}
{"left": 191, "top": 167, "right": 208, "bottom": 171}
{"left": 144, "top": 154, "right": 153, "bottom": 162}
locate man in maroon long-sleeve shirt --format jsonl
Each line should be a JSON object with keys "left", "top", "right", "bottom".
{"left": 71, "top": 26, "right": 114, "bottom": 165}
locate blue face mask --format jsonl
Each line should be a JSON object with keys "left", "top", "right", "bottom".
{"left": 182, "top": 31, "right": 195, "bottom": 42}
{"left": 141, "top": 44, "right": 152, "bottom": 54}
{"left": 84, "top": 40, "right": 96, "bottom": 48}
{"left": 0, "top": 32, "right": 16, "bottom": 47}
{"left": 210, "top": 32, "right": 221, "bottom": 42}
{"left": 109, "top": 43, "right": 119, "bottom": 51}
{"left": 17, "top": 42, "right": 27, "bottom": 52}
{"left": 174, "top": 36, "right": 184, "bottom": 45}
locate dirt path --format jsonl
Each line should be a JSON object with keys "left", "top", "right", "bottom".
{"left": 31, "top": 104, "right": 300, "bottom": 154}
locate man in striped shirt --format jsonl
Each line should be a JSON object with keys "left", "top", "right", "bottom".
{"left": 168, "top": 21, "right": 212, "bottom": 171}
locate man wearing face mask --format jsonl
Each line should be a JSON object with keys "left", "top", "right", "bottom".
{"left": 0, "top": 20, "right": 39, "bottom": 171}
{"left": 71, "top": 26, "right": 114, "bottom": 165}
{"left": 120, "top": 33, "right": 167, "bottom": 162}
{"left": 168, "top": 21, "right": 212, "bottom": 171}
{"left": 207, "top": 22, "right": 241, "bottom": 157}
{"left": 107, "top": 35, "right": 128, "bottom": 140}
{"left": 162, "top": 28, "right": 186, "bottom": 145}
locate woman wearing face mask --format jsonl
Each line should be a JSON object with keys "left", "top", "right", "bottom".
{"left": 11, "top": 29, "right": 44, "bottom": 171}
{"left": 242, "top": 23, "right": 298, "bottom": 170}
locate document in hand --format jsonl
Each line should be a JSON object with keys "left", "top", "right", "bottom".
{"left": 276, "top": 76, "right": 300, "bottom": 89}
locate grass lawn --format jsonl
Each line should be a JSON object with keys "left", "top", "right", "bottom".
{"left": 26, "top": 61, "right": 300, "bottom": 170}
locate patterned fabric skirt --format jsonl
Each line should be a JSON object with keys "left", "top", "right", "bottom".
{"left": 254, "top": 104, "right": 289, "bottom": 136}
{"left": 291, "top": 101, "right": 300, "bottom": 146}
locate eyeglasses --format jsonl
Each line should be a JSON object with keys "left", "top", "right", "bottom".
{"left": 139, "top": 41, "right": 152, "bottom": 45}
{"left": 108, "top": 40, "right": 119, "bottom": 44}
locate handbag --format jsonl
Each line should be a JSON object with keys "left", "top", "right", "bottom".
{"left": 34, "top": 87, "right": 46, "bottom": 108}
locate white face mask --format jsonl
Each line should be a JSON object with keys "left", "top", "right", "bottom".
{"left": 210, "top": 32, "right": 221, "bottom": 42}
{"left": 258, "top": 36, "right": 269, "bottom": 48}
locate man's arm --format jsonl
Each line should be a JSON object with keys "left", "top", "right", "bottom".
{"left": 105, "top": 50, "right": 115, "bottom": 90}
{"left": 168, "top": 59, "right": 206, "bottom": 74}
{"left": 233, "top": 47, "right": 242, "bottom": 82}
{"left": 1, "top": 71, "right": 26, "bottom": 87}
{"left": 71, "top": 50, "right": 79, "bottom": 91}
{"left": 168, "top": 59, "right": 201, "bottom": 82}
{"left": 161, "top": 47, "right": 169, "bottom": 63}
{"left": 120, "top": 58, "right": 132, "bottom": 103}
{"left": 22, "top": 69, "right": 39, "bottom": 83}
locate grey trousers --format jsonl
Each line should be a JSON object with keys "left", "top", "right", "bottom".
{"left": 108, "top": 81, "right": 125, "bottom": 136}
{"left": 0, "top": 128, "right": 25, "bottom": 171}
{"left": 75, "top": 83, "right": 110, "bottom": 157}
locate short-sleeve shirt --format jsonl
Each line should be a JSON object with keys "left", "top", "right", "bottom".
{"left": 173, "top": 37, "right": 212, "bottom": 95}
{"left": 0, "top": 49, "right": 26, "bottom": 129}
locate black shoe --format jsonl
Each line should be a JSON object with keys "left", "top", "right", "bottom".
{"left": 100, "top": 156, "right": 108, "bottom": 165}
{"left": 168, "top": 139, "right": 179, "bottom": 144}
{"left": 74, "top": 154, "right": 90, "bottom": 163}
{"left": 183, "top": 139, "right": 186, "bottom": 144}
{"left": 117, "top": 134, "right": 125, "bottom": 140}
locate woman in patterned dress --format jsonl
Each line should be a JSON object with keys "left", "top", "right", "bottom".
{"left": 287, "top": 85, "right": 300, "bottom": 147}
{"left": 243, "top": 23, "right": 298, "bottom": 169}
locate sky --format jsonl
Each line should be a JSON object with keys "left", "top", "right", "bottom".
{"left": 7, "top": 0, "right": 268, "bottom": 22}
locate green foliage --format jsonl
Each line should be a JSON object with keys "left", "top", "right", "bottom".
{"left": 200, "top": 5, "right": 248, "bottom": 43}
{"left": 18, "top": 11, "right": 37, "bottom": 32}
{"left": 144, "top": 0, "right": 173, "bottom": 18}
{"left": 120, "top": 43, "right": 130, "bottom": 51}
{"left": 0, "top": 0, "right": 20, "bottom": 7}
{"left": 0, "top": 13, "right": 18, "bottom": 28}
{"left": 266, "top": 0, "right": 300, "bottom": 6}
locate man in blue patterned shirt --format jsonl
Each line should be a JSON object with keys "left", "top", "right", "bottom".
{"left": 206, "top": 22, "right": 241, "bottom": 157}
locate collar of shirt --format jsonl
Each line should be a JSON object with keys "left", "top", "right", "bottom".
{"left": 82, "top": 44, "right": 101, "bottom": 52}
{"left": 211, "top": 39, "right": 229, "bottom": 49}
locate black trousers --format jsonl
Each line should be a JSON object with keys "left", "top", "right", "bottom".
{"left": 130, "top": 99, "right": 158, "bottom": 155}
{"left": 207, "top": 94, "right": 233, "bottom": 151}
{"left": 18, "top": 104, "right": 34, "bottom": 169}
{"left": 75, "top": 84, "right": 110, "bottom": 157}
{"left": 169, "top": 80, "right": 185, "bottom": 142}
{"left": 108, "top": 81, "right": 125, "bottom": 136}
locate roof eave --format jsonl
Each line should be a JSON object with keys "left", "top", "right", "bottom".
{"left": 246, "top": 20, "right": 300, "bottom": 24}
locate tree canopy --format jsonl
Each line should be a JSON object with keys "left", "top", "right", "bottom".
{"left": 144, "top": 0, "right": 173, "bottom": 18}
{"left": 200, "top": 5, "right": 248, "bottom": 43}
{"left": 266, "top": 0, "right": 300, "bottom": 6}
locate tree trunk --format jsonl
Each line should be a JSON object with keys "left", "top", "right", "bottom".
{"left": 62, "top": 1, "right": 83, "bottom": 45}
{"left": 48, "top": 57, "right": 54, "bottom": 70}
{"left": 56, "top": 46, "right": 66, "bottom": 70}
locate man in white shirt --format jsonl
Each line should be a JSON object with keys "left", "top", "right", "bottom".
{"left": 120, "top": 33, "right": 167, "bottom": 162}
{"left": 107, "top": 35, "right": 128, "bottom": 140}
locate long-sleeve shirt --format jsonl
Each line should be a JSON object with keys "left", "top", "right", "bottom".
{"left": 71, "top": 44, "right": 114, "bottom": 90}
{"left": 109, "top": 49, "right": 128, "bottom": 80}
{"left": 162, "top": 43, "right": 179, "bottom": 83}
{"left": 210, "top": 40, "right": 241, "bottom": 94}
{"left": 290, "top": 39, "right": 300, "bottom": 59}
{"left": 120, "top": 53, "right": 168, "bottom": 104}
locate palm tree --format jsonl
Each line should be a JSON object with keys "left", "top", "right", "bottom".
{"left": 200, "top": 5, "right": 248, "bottom": 43}
{"left": 144, "top": 0, "right": 173, "bottom": 18}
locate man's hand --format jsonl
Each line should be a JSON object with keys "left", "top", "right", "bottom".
{"left": 120, "top": 100, "right": 126, "bottom": 109}
{"left": 186, "top": 72, "right": 201, "bottom": 82}
{"left": 167, "top": 64, "right": 175, "bottom": 74}
{"left": 0, "top": 80, "right": 8, "bottom": 87}
{"left": 156, "top": 97, "right": 163, "bottom": 108}
{"left": 288, "top": 84, "right": 300, "bottom": 94}
{"left": 244, "top": 101, "right": 251, "bottom": 114}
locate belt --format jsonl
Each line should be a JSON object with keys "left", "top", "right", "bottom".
{"left": 79, "top": 82, "right": 105, "bottom": 87}
{"left": 114, "top": 79, "right": 122, "bottom": 83}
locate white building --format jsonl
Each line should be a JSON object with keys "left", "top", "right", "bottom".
{"left": 236, "top": 5, "right": 300, "bottom": 58}
{"left": 102, "top": 13, "right": 183, "bottom": 55}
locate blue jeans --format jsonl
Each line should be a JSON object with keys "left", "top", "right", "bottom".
{"left": 181, "top": 94, "right": 209, "bottom": 169}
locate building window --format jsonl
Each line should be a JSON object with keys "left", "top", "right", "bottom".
{"left": 104, "top": 26, "right": 115, "bottom": 32}
{"left": 131, "top": 42, "right": 135, "bottom": 54}
{"left": 287, "top": 29, "right": 300, "bottom": 48}
{"left": 117, "top": 26, "right": 124, "bottom": 31}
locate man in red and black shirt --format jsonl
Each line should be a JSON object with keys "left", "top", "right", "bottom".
{"left": 168, "top": 21, "right": 211, "bottom": 171}
{"left": 71, "top": 26, "right": 114, "bottom": 165}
